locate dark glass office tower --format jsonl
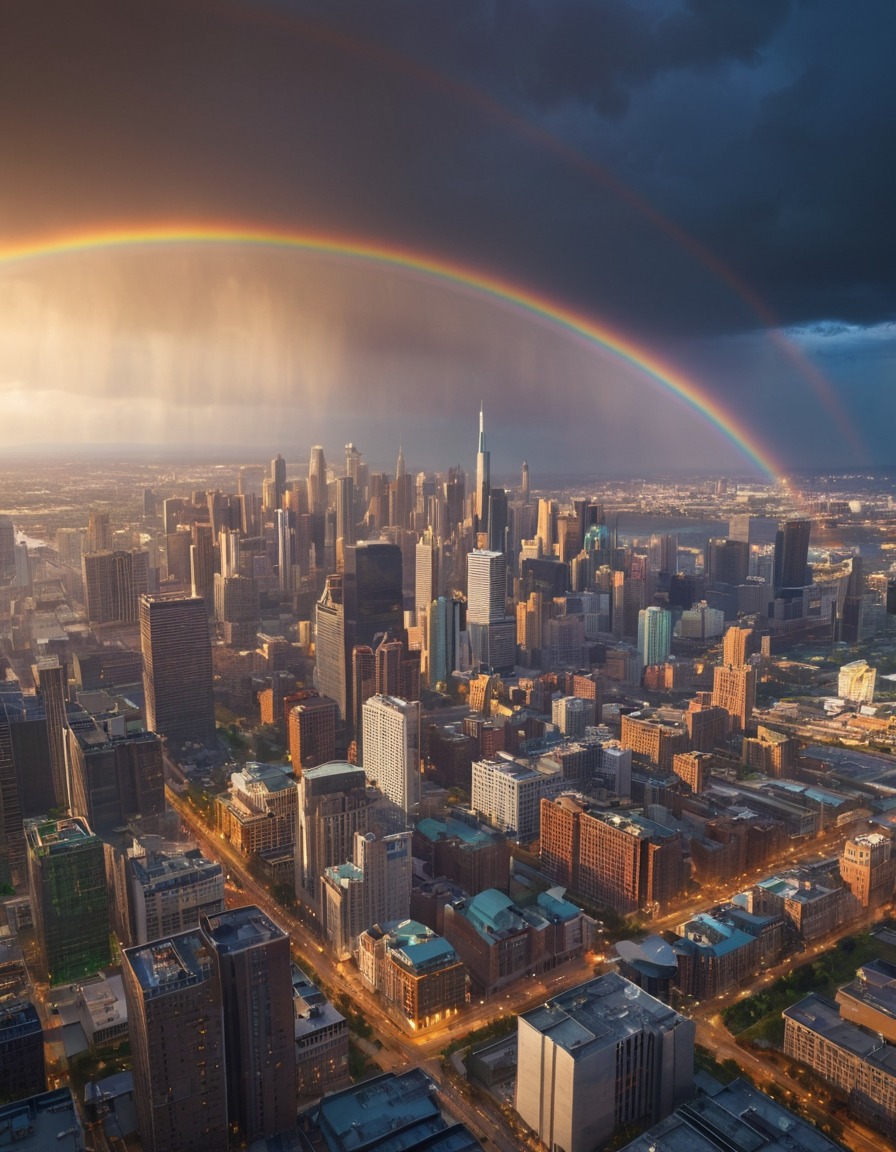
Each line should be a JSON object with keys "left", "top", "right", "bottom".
{"left": 343, "top": 542, "right": 403, "bottom": 649}
{"left": 773, "top": 518, "right": 811, "bottom": 595}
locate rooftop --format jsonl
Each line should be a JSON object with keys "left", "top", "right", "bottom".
{"left": 0, "top": 1089, "right": 82, "bottom": 1152}
{"left": 317, "top": 1068, "right": 441, "bottom": 1152}
{"left": 519, "top": 972, "right": 687, "bottom": 1061}
{"left": 124, "top": 932, "right": 217, "bottom": 998}
{"left": 203, "top": 905, "right": 287, "bottom": 953}
{"left": 26, "top": 816, "right": 96, "bottom": 853}
{"left": 620, "top": 1078, "right": 845, "bottom": 1152}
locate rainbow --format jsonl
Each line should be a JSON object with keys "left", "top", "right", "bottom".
{"left": 209, "top": 0, "right": 864, "bottom": 461}
{"left": 0, "top": 222, "right": 785, "bottom": 481}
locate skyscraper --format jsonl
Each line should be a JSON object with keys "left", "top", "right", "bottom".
{"left": 26, "top": 817, "right": 112, "bottom": 985}
{"left": 315, "top": 575, "right": 347, "bottom": 723}
{"left": 276, "top": 508, "right": 294, "bottom": 592}
{"left": 467, "top": 550, "right": 514, "bottom": 673}
{"left": 67, "top": 725, "right": 165, "bottom": 836}
{"left": 475, "top": 405, "right": 490, "bottom": 533}
{"left": 270, "top": 452, "right": 286, "bottom": 511}
{"left": 637, "top": 605, "right": 672, "bottom": 667}
{"left": 362, "top": 695, "right": 421, "bottom": 827}
{"left": 288, "top": 695, "right": 338, "bottom": 772}
{"left": 32, "top": 657, "right": 68, "bottom": 809}
{"left": 308, "top": 445, "right": 328, "bottom": 515}
{"left": 140, "top": 595, "right": 216, "bottom": 748}
{"left": 706, "top": 537, "right": 749, "bottom": 587}
{"left": 203, "top": 906, "right": 296, "bottom": 1145}
{"left": 123, "top": 931, "right": 228, "bottom": 1152}
{"left": 82, "top": 549, "right": 150, "bottom": 624}
{"left": 415, "top": 532, "right": 438, "bottom": 624}
{"left": 521, "top": 460, "right": 530, "bottom": 503}
{"left": 773, "top": 518, "right": 811, "bottom": 595}
{"left": 0, "top": 515, "right": 15, "bottom": 583}
{"left": 296, "top": 761, "right": 374, "bottom": 911}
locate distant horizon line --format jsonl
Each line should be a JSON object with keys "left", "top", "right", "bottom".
{"left": 1, "top": 442, "right": 891, "bottom": 481}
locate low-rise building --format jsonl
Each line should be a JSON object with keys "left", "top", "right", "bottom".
{"left": 442, "top": 887, "right": 584, "bottom": 997}
{"left": 414, "top": 815, "right": 510, "bottom": 893}
{"left": 215, "top": 761, "right": 297, "bottom": 857}
{"left": 836, "top": 959, "right": 896, "bottom": 1043}
{"left": 358, "top": 920, "right": 466, "bottom": 1031}
{"left": 784, "top": 990, "right": 896, "bottom": 1132}
{"left": 620, "top": 1077, "right": 848, "bottom": 1152}
{"left": 317, "top": 1068, "right": 482, "bottom": 1152}
{"left": 292, "top": 966, "right": 349, "bottom": 1099}
{"left": 840, "top": 833, "right": 896, "bottom": 908}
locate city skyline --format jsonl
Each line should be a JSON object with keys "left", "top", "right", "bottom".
{"left": 1, "top": 1, "right": 894, "bottom": 473}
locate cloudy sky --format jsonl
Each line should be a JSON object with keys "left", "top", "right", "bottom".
{"left": 1, "top": 0, "right": 893, "bottom": 477}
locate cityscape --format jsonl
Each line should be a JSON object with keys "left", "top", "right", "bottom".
{"left": 2, "top": 4, "right": 896, "bottom": 1152}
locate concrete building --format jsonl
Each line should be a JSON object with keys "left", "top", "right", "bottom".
{"left": 620, "top": 1077, "right": 847, "bottom": 1152}
{"left": 129, "top": 843, "right": 225, "bottom": 945}
{"left": 784, "top": 991, "right": 896, "bottom": 1132}
{"left": 317, "top": 1067, "right": 479, "bottom": 1152}
{"left": 362, "top": 695, "right": 421, "bottom": 828}
{"left": 839, "top": 660, "right": 877, "bottom": 705}
{"left": 292, "top": 966, "right": 349, "bottom": 1099}
{"left": 123, "top": 931, "right": 228, "bottom": 1152}
{"left": 67, "top": 724, "right": 165, "bottom": 837}
{"left": 215, "top": 762, "right": 297, "bottom": 858}
{"left": 322, "top": 831, "right": 413, "bottom": 960}
{"left": 620, "top": 712, "right": 689, "bottom": 772}
{"left": 836, "top": 959, "right": 896, "bottom": 1044}
{"left": 552, "top": 695, "right": 588, "bottom": 738}
{"left": 515, "top": 972, "right": 694, "bottom": 1152}
{"left": 471, "top": 754, "right": 564, "bottom": 841}
{"left": 203, "top": 906, "right": 296, "bottom": 1145}
{"left": 672, "top": 750, "right": 710, "bottom": 795}
{"left": 840, "top": 834, "right": 896, "bottom": 908}
{"left": 467, "top": 550, "right": 515, "bottom": 674}
{"left": 413, "top": 815, "right": 510, "bottom": 895}
{"left": 358, "top": 919, "right": 466, "bottom": 1031}
{"left": 712, "top": 663, "right": 757, "bottom": 734}
{"left": 295, "top": 761, "right": 377, "bottom": 914}
{"left": 26, "top": 816, "right": 111, "bottom": 985}
{"left": 442, "top": 888, "right": 585, "bottom": 997}
{"left": 82, "top": 549, "right": 149, "bottom": 624}
{"left": 741, "top": 725, "right": 800, "bottom": 778}
{"left": 0, "top": 1090, "right": 84, "bottom": 1152}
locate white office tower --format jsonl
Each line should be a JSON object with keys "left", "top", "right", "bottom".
{"left": 362, "top": 695, "right": 421, "bottom": 830}
{"left": 515, "top": 973, "right": 694, "bottom": 1152}
{"left": 467, "top": 549, "right": 514, "bottom": 674}
{"left": 322, "top": 830, "right": 412, "bottom": 959}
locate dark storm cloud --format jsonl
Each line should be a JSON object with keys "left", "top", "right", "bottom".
{"left": 1, "top": 0, "right": 894, "bottom": 466}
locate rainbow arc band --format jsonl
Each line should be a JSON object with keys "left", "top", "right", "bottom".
{"left": 1, "top": 222, "right": 784, "bottom": 483}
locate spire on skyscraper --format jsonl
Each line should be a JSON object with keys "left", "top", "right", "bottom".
{"left": 475, "top": 405, "right": 490, "bottom": 532}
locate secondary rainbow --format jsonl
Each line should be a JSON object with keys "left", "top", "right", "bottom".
{"left": 0, "top": 222, "right": 785, "bottom": 481}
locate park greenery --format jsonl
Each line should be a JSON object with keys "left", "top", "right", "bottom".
{"left": 724, "top": 930, "right": 896, "bottom": 1038}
